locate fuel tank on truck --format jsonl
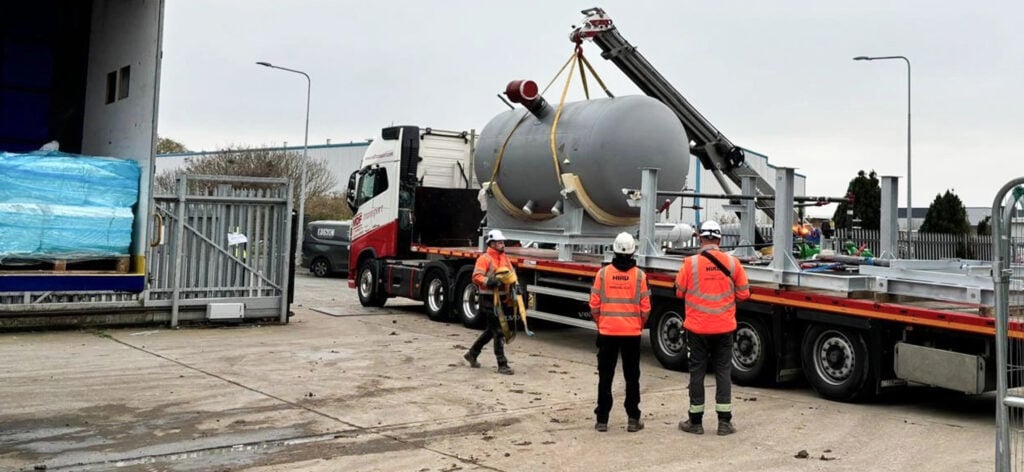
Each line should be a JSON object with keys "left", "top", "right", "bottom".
{"left": 475, "top": 93, "right": 689, "bottom": 225}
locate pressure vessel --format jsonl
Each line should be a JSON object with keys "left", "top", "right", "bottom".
{"left": 475, "top": 94, "right": 689, "bottom": 224}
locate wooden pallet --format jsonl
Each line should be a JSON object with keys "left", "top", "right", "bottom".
{"left": 0, "top": 256, "right": 130, "bottom": 274}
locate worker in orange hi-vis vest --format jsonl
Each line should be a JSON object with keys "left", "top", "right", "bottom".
{"left": 589, "top": 232, "right": 651, "bottom": 433}
{"left": 463, "top": 229, "right": 516, "bottom": 375}
{"left": 675, "top": 220, "right": 750, "bottom": 436}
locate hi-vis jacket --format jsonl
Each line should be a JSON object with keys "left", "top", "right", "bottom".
{"left": 589, "top": 265, "right": 652, "bottom": 336}
{"left": 674, "top": 247, "right": 750, "bottom": 335}
{"left": 473, "top": 247, "right": 515, "bottom": 297}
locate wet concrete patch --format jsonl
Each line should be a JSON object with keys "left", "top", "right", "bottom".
{"left": 0, "top": 402, "right": 319, "bottom": 470}
{"left": 52, "top": 417, "right": 526, "bottom": 471}
{"left": 309, "top": 307, "right": 401, "bottom": 317}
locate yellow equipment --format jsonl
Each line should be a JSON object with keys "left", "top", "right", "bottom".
{"left": 492, "top": 268, "right": 534, "bottom": 342}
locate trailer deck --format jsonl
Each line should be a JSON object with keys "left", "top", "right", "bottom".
{"left": 412, "top": 243, "right": 1024, "bottom": 339}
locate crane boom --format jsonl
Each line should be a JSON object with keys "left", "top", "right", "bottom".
{"left": 571, "top": 7, "right": 779, "bottom": 219}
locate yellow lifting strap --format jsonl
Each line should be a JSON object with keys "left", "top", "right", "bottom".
{"left": 548, "top": 45, "right": 614, "bottom": 197}
{"left": 487, "top": 46, "right": 613, "bottom": 201}
{"left": 577, "top": 51, "right": 614, "bottom": 99}
{"left": 492, "top": 268, "right": 534, "bottom": 343}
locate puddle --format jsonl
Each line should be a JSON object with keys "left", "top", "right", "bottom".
{"left": 43, "top": 429, "right": 353, "bottom": 471}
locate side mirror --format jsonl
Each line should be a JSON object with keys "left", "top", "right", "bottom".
{"left": 346, "top": 171, "right": 358, "bottom": 212}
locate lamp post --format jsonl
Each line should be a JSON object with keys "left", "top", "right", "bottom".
{"left": 256, "top": 61, "right": 310, "bottom": 262}
{"left": 853, "top": 55, "right": 912, "bottom": 257}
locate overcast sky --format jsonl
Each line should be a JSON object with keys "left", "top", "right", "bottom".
{"left": 159, "top": 1, "right": 1024, "bottom": 214}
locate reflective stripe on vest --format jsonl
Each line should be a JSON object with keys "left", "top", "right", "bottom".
{"left": 683, "top": 250, "right": 739, "bottom": 334}
{"left": 475, "top": 253, "right": 511, "bottom": 295}
{"left": 595, "top": 266, "right": 644, "bottom": 335}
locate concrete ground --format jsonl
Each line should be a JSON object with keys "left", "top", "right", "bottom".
{"left": 0, "top": 272, "right": 997, "bottom": 472}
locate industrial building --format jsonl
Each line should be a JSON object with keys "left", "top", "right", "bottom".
{"left": 156, "top": 140, "right": 370, "bottom": 193}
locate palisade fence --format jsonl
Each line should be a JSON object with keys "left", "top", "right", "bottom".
{"left": 745, "top": 227, "right": 1016, "bottom": 260}
{"left": 572, "top": 227, "right": 1018, "bottom": 261}
{"left": 831, "top": 228, "right": 1011, "bottom": 260}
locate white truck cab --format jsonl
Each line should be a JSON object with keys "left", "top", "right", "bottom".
{"left": 345, "top": 126, "right": 480, "bottom": 306}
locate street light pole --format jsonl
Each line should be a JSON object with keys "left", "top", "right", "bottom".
{"left": 854, "top": 55, "right": 912, "bottom": 257}
{"left": 256, "top": 61, "right": 310, "bottom": 262}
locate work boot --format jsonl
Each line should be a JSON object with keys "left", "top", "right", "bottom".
{"left": 627, "top": 417, "right": 644, "bottom": 432}
{"left": 678, "top": 419, "right": 704, "bottom": 435}
{"left": 497, "top": 365, "right": 515, "bottom": 375}
{"left": 717, "top": 421, "right": 736, "bottom": 436}
{"left": 595, "top": 421, "right": 608, "bottom": 432}
{"left": 463, "top": 352, "right": 480, "bottom": 368}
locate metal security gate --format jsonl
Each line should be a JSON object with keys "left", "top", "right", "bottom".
{"left": 147, "top": 175, "right": 293, "bottom": 327}
{"left": 995, "top": 178, "right": 1024, "bottom": 471}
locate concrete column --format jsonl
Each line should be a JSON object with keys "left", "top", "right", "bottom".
{"left": 880, "top": 176, "right": 899, "bottom": 259}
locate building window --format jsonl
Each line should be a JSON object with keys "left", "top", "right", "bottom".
{"left": 118, "top": 65, "right": 130, "bottom": 100}
{"left": 105, "top": 71, "right": 117, "bottom": 104}
{"left": 105, "top": 65, "right": 131, "bottom": 104}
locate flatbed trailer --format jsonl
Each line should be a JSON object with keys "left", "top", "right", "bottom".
{"left": 403, "top": 240, "right": 1023, "bottom": 402}
{"left": 343, "top": 7, "right": 1024, "bottom": 402}
{"left": 345, "top": 122, "right": 1022, "bottom": 403}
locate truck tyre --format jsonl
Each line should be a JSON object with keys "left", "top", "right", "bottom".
{"left": 650, "top": 302, "right": 689, "bottom": 371}
{"left": 455, "top": 274, "right": 484, "bottom": 330}
{"left": 732, "top": 313, "right": 775, "bottom": 385}
{"left": 423, "top": 269, "right": 451, "bottom": 322}
{"left": 311, "top": 257, "right": 331, "bottom": 278}
{"left": 801, "top": 324, "right": 874, "bottom": 402}
{"left": 357, "top": 259, "right": 387, "bottom": 307}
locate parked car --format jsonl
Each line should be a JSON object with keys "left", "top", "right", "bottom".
{"left": 301, "top": 220, "right": 351, "bottom": 277}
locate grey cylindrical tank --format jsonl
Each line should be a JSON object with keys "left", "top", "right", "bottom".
{"left": 475, "top": 95, "right": 689, "bottom": 222}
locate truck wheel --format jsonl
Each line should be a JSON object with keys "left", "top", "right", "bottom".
{"left": 650, "top": 302, "right": 689, "bottom": 371}
{"left": 423, "top": 269, "right": 451, "bottom": 322}
{"left": 311, "top": 257, "right": 331, "bottom": 278}
{"left": 357, "top": 259, "right": 386, "bottom": 307}
{"left": 455, "top": 275, "right": 484, "bottom": 329}
{"left": 801, "top": 325, "right": 874, "bottom": 402}
{"left": 732, "top": 314, "right": 775, "bottom": 385}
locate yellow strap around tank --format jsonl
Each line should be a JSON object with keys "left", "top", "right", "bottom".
{"left": 488, "top": 181, "right": 551, "bottom": 221}
{"left": 560, "top": 173, "right": 638, "bottom": 227}
{"left": 488, "top": 46, "right": 615, "bottom": 217}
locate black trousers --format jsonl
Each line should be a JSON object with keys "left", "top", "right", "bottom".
{"left": 594, "top": 334, "right": 642, "bottom": 422}
{"left": 469, "top": 299, "right": 507, "bottom": 366}
{"left": 687, "top": 331, "right": 734, "bottom": 422}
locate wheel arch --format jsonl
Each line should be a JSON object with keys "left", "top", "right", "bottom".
{"left": 356, "top": 248, "right": 379, "bottom": 269}
{"left": 420, "top": 261, "right": 458, "bottom": 287}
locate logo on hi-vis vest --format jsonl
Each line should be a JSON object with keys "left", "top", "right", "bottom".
{"left": 612, "top": 275, "right": 630, "bottom": 281}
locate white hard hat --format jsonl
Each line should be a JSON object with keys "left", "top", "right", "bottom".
{"left": 485, "top": 229, "right": 507, "bottom": 244}
{"left": 699, "top": 220, "right": 722, "bottom": 239}
{"left": 612, "top": 232, "right": 637, "bottom": 255}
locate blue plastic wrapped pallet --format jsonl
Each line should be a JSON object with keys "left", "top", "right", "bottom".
{"left": 0, "top": 151, "right": 140, "bottom": 261}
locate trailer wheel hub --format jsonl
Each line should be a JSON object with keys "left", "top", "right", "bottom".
{"left": 815, "top": 331, "right": 855, "bottom": 385}
{"left": 658, "top": 313, "right": 685, "bottom": 354}
{"left": 426, "top": 278, "right": 445, "bottom": 312}
{"left": 733, "top": 325, "right": 760, "bottom": 369}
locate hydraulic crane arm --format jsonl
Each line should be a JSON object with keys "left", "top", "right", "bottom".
{"left": 571, "top": 7, "right": 778, "bottom": 219}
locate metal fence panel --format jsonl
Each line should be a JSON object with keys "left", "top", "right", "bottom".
{"left": 147, "top": 175, "right": 292, "bottom": 326}
{"left": 1007, "top": 237, "right": 1024, "bottom": 470}
{"left": 995, "top": 178, "right": 1024, "bottom": 471}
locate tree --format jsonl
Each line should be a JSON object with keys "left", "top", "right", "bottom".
{"left": 306, "top": 192, "right": 353, "bottom": 221}
{"left": 832, "top": 170, "right": 881, "bottom": 230}
{"left": 920, "top": 190, "right": 970, "bottom": 234}
{"left": 976, "top": 216, "right": 991, "bottom": 236}
{"left": 921, "top": 190, "right": 971, "bottom": 258}
{"left": 154, "top": 146, "right": 339, "bottom": 220}
{"left": 156, "top": 136, "right": 188, "bottom": 154}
